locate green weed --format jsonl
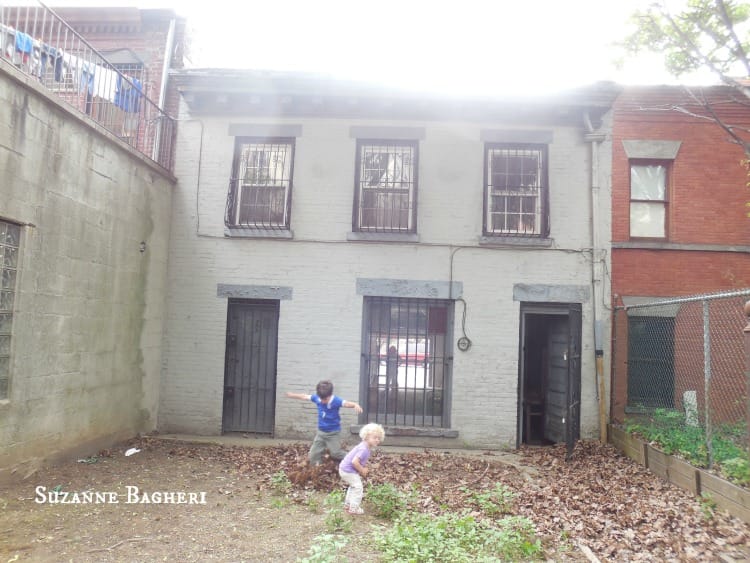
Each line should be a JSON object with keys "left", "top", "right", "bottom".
{"left": 374, "top": 511, "right": 543, "bottom": 562}
{"left": 463, "top": 483, "right": 515, "bottom": 516}
{"left": 324, "top": 508, "right": 353, "bottom": 533}
{"left": 298, "top": 533, "right": 348, "bottom": 563}
{"left": 366, "top": 483, "right": 411, "bottom": 520}
{"left": 270, "top": 470, "right": 292, "bottom": 496}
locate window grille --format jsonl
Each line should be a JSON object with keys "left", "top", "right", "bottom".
{"left": 361, "top": 297, "right": 452, "bottom": 427}
{"left": 354, "top": 141, "right": 417, "bottom": 232}
{"left": 484, "top": 144, "right": 547, "bottom": 236}
{"left": 226, "top": 138, "right": 294, "bottom": 229}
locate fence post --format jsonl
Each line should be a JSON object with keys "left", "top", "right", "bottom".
{"left": 703, "top": 299, "right": 713, "bottom": 469}
{"left": 744, "top": 300, "right": 750, "bottom": 459}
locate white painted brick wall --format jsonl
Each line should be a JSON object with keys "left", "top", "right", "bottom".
{"left": 160, "top": 102, "right": 612, "bottom": 448}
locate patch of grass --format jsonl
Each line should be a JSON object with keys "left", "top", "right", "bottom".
{"left": 366, "top": 483, "right": 411, "bottom": 520}
{"left": 463, "top": 483, "right": 515, "bottom": 516}
{"left": 298, "top": 533, "right": 349, "bottom": 563}
{"left": 699, "top": 493, "right": 717, "bottom": 520}
{"left": 270, "top": 470, "right": 292, "bottom": 495}
{"left": 373, "top": 511, "right": 543, "bottom": 562}
{"left": 324, "top": 508, "right": 353, "bottom": 533}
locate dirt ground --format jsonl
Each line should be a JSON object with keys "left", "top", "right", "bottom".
{"left": 1, "top": 436, "right": 749, "bottom": 562}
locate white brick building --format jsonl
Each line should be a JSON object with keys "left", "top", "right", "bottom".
{"left": 161, "top": 70, "right": 617, "bottom": 450}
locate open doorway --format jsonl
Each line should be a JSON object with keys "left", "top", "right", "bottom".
{"left": 518, "top": 303, "right": 582, "bottom": 456}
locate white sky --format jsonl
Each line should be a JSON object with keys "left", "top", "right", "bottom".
{"left": 41, "top": 0, "right": 719, "bottom": 95}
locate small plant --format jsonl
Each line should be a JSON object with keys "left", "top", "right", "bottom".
{"left": 366, "top": 483, "right": 409, "bottom": 520}
{"left": 270, "top": 470, "right": 292, "bottom": 496}
{"left": 463, "top": 482, "right": 515, "bottom": 515}
{"left": 298, "top": 533, "right": 348, "bottom": 563}
{"left": 699, "top": 492, "right": 717, "bottom": 520}
{"left": 270, "top": 497, "right": 290, "bottom": 509}
{"left": 324, "top": 508, "right": 353, "bottom": 533}
{"left": 304, "top": 493, "right": 322, "bottom": 513}
{"left": 324, "top": 489, "right": 345, "bottom": 508}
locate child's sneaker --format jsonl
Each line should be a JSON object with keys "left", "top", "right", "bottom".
{"left": 347, "top": 506, "right": 364, "bottom": 515}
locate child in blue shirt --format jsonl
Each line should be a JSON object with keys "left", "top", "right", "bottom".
{"left": 285, "top": 380, "right": 363, "bottom": 465}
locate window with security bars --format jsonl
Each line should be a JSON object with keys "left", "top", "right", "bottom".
{"left": 354, "top": 140, "right": 417, "bottom": 232}
{"left": 484, "top": 144, "right": 547, "bottom": 236}
{"left": 226, "top": 138, "right": 294, "bottom": 229}
{"left": 627, "top": 316, "right": 675, "bottom": 410}
{"left": 630, "top": 161, "right": 668, "bottom": 239}
{"left": 361, "top": 297, "right": 452, "bottom": 427}
{"left": 0, "top": 220, "right": 20, "bottom": 399}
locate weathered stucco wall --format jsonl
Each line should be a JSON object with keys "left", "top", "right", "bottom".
{"left": 0, "top": 66, "right": 173, "bottom": 479}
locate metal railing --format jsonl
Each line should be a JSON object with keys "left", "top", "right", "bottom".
{"left": 0, "top": 2, "right": 174, "bottom": 170}
{"left": 613, "top": 289, "right": 750, "bottom": 469}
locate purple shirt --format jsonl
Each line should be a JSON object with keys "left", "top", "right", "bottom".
{"left": 339, "top": 441, "right": 371, "bottom": 474}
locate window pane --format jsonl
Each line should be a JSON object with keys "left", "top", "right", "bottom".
{"left": 2, "top": 269, "right": 16, "bottom": 290}
{"left": 232, "top": 140, "right": 293, "bottom": 228}
{"left": 0, "top": 335, "right": 9, "bottom": 355}
{"left": 0, "top": 313, "right": 11, "bottom": 335}
{"left": 356, "top": 142, "right": 416, "bottom": 232}
{"left": 486, "top": 146, "right": 544, "bottom": 235}
{"left": 3, "top": 247, "right": 17, "bottom": 268}
{"left": 630, "top": 201, "right": 666, "bottom": 237}
{"left": 631, "top": 165, "right": 666, "bottom": 200}
{"left": 0, "top": 291, "right": 13, "bottom": 311}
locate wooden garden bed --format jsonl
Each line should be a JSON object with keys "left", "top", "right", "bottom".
{"left": 609, "top": 424, "right": 750, "bottom": 523}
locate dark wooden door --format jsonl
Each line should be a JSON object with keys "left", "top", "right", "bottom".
{"left": 223, "top": 300, "right": 279, "bottom": 433}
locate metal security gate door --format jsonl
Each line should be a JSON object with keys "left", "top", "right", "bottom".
{"left": 542, "top": 305, "right": 582, "bottom": 459}
{"left": 223, "top": 300, "right": 279, "bottom": 433}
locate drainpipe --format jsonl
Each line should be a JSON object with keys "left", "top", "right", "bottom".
{"left": 153, "top": 16, "right": 177, "bottom": 162}
{"left": 584, "top": 110, "right": 608, "bottom": 443}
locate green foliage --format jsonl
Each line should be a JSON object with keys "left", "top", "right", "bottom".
{"left": 298, "top": 534, "right": 349, "bottom": 563}
{"left": 270, "top": 497, "right": 290, "bottom": 509}
{"left": 620, "top": 0, "right": 750, "bottom": 79}
{"left": 324, "top": 489, "right": 345, "bottom": 508}
{"left": 366, "top": 483, "right": 411, "bottom": 520}
{"left": 324, "top": 508, "right": 353, "bottom": 534}
{"left": 304, "top": 494, "right": 322, "bottom": 513}
{"left": 721, "top": 457, "right": 750, "bottom": 485}
{"left": 624, "top": 410, "right": 749, "bottom": 485}
{"left": 699, "top": 492, "right": 717, "bottom": 520}
{"left": 270, "top": 470, "right": 292, "bottom": 496}
{"left": 373, "top": 511, "right": 543, "bottom": 562}
{"left": 463, "top": 483, "right": 516, "bottom": 516}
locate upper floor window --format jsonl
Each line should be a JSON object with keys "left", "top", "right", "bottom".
{"left": 354, "top": 140, "right": 417, "bottom": 232}
{"left": 226, "top": 138, "right": 294, "bottom": 230}
{"left": 484, "top": 144, "right": 548, "bottom": 236}
{"left": 630, "top": 162, "right": 668, "bottom": 239}
{"left": 0, "top": 220, "right": 20, "bottom": 399}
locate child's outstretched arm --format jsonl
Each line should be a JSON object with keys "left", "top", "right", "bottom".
{"left": 343, "top": 400, "right": 363, "bottom": 414}
{"left": 285, "top": 392, "right": 311, "bottom": 401}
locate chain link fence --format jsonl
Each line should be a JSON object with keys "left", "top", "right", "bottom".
{"left": 612, "top": 289, "right": 750, "bottom": 470}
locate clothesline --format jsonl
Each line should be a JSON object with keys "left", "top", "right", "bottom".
{"left": 0, "top": 21, "right": 142, "bottom": 113}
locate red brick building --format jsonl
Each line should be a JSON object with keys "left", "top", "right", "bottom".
{"left": 610, "top": 85, "right": 750, "bottom": 424}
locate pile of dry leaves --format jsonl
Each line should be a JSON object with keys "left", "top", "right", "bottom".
{"left": 140, "top": 436, "right": 749, "bottom": 561}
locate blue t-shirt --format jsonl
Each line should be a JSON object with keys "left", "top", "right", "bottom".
{"left": 310, "top": 394, "right": 344, "bottom": 432}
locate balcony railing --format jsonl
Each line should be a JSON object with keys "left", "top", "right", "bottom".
{"left": 0, "top": 2, "right": 175, "bottom": 170}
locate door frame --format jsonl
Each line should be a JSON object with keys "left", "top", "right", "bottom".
{"left": 222, "top": 298, "right": 280, "bottom": 434}
{"left": 517, "top": 302, "right": 582, "bottom": 456}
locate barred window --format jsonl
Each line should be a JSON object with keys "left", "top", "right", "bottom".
{"left": 354, "top": 140, "right": 417, "bottom": 232}
{"left": 227, "top": 138, "right": 294, "bottom": 229}
{"left": 484, "top": 144, "right": 548, "bottom": 236}
{"left": 0, "top": 220, "right": 20, "bottom": 399}
{"left": 630, "top": 162, "right": 668, "bottom": 239}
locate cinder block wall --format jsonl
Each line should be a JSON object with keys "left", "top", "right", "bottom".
{"left": 0, "top": 67, "right": 173, "bottom": 479}
{"left": 161, "top": 103, "right": 611, "bottom": 448}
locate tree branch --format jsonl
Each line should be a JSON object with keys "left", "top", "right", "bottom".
{"left": 714, "top": 0, "right": 750, "bottom": 75}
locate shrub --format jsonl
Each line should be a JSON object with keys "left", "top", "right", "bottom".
{"left": 270, "top": 470, "right": 292, "bottom": 495}
{"left": 366, "top": 483, "right": 410, "bottom": 520}
{"left": 463, "top": 483, "right": 515, "bottom": 515}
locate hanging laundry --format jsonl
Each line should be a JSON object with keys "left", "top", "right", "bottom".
{"left": 93, "top": 64, "right": 118, "bottom": 102}
{"left": 40, "top": 44, "right": 63, "bottom": 82}
{"left": 115, "top": 75, "right": 142, "bottom": 113}
{"left": 14, "top": 30, "right": 32, "bottom": 54}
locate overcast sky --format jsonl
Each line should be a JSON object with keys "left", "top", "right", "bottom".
{"left": 40, "top": 0, "right": 718, "bottom": 95}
